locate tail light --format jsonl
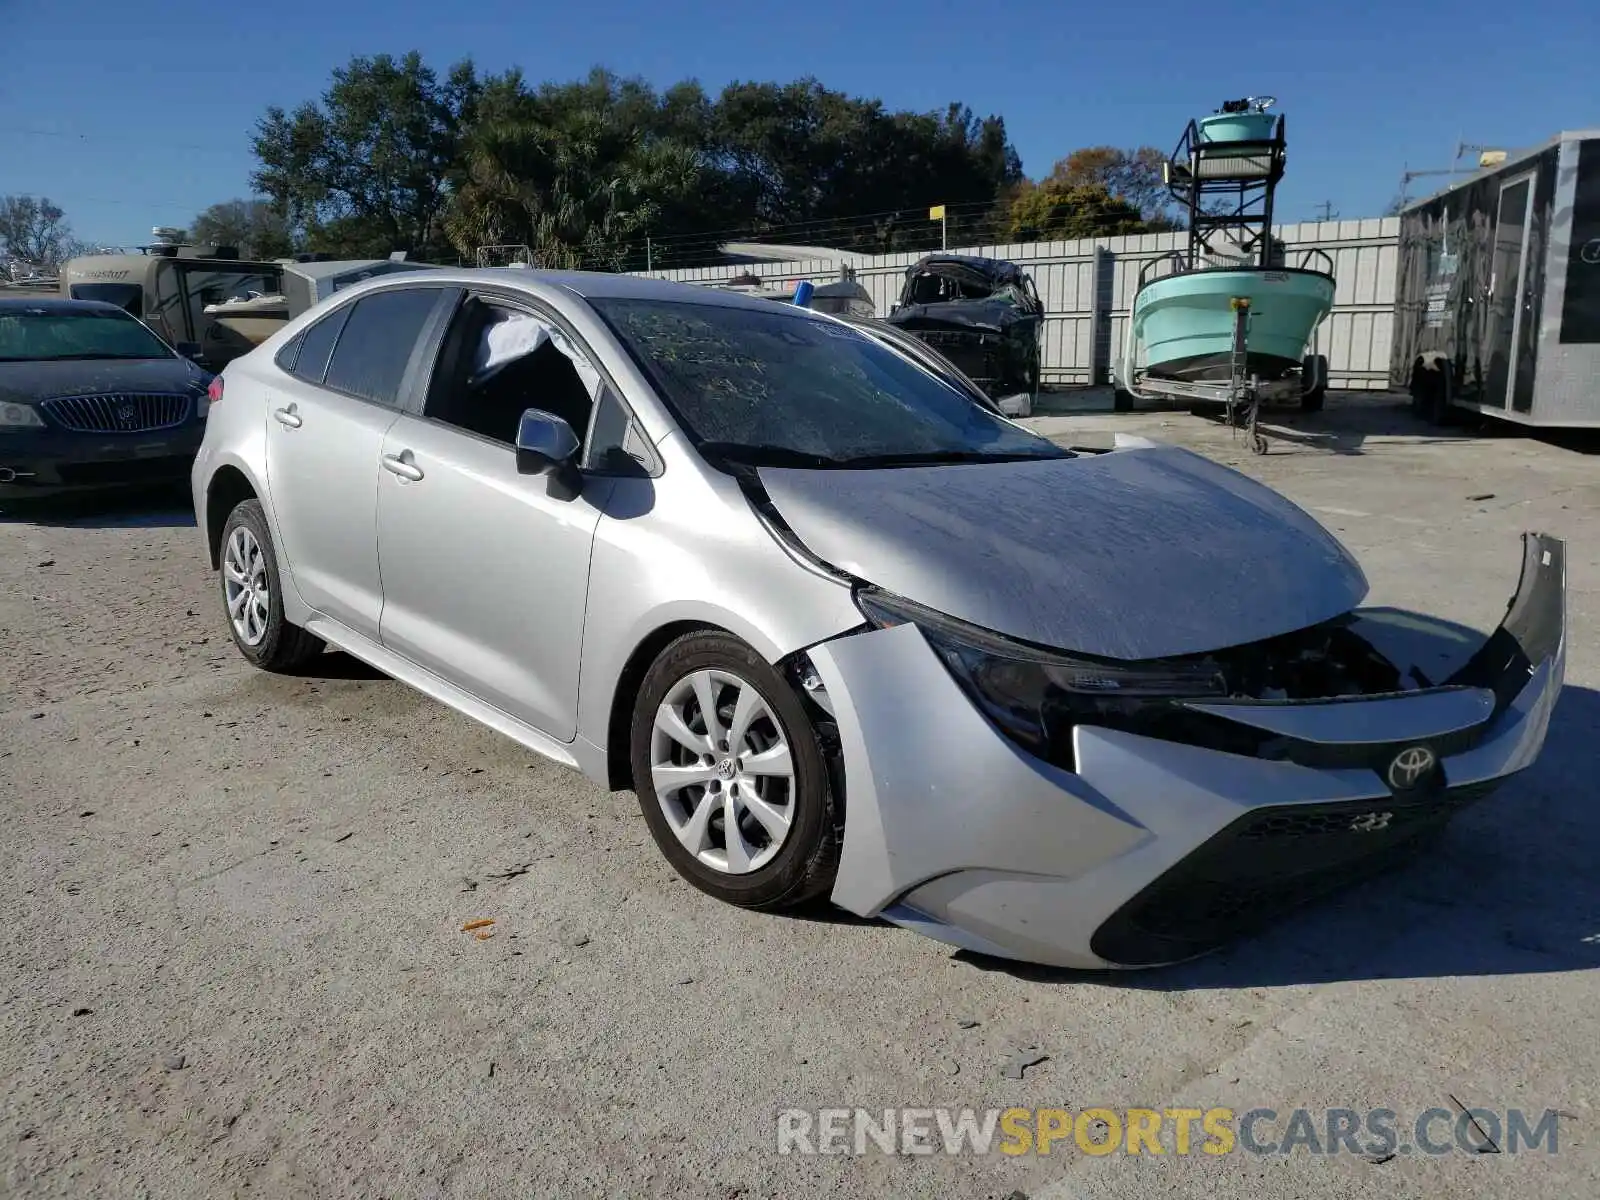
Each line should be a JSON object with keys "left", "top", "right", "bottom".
{"left": 206, "top": 377, "right": 224, "bottom": 404}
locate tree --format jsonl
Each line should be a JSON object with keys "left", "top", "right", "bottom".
{"left": 189, "top": 199, "right": 296, "bottom": 259}
{"left": 709, "top": 81, "right": 1021, "bottom": 250}
{"left": 445, "top": 111, "right": 699, "bottom": 270}
{"left": 251, "top": 56, "right": 1027, "bottom": 266}
{"left": 0, "top": 195, "right": 77, "bottom": 267}
{"left": 1048, "top": 146, "right": 1176, "bottom": 225}
{"left": 442, "top": 67, "right": 710, "bottom": 269}
{"left": 251, "top": 52, "right": 483, "bottom": 259}
{"left": 1005, "top": 180, "right": 1146, "bottom": 242}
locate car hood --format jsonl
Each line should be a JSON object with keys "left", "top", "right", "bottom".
{"left": 758, "top": 444, "right": 1369, "bottom": 660}
{"left": 0, "top": 357, "right": 205, "bottom": 403}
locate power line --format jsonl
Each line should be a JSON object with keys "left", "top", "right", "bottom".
{"left": 1312, "top": 200, "right": 1339, "bottom": 222}
{"left": 0, "top": 125, "right": 235, "bottom": 157}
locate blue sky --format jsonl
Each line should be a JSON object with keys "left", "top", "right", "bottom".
{"left": 4, "top": 0, "right": 1595, "bottom": 248}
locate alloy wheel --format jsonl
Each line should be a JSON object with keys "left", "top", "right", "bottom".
{"left": 649, "top": 669, "right": 796, "bottom": 874}
{"left": 223, "top": 525, "right": 270, "bottom": 646}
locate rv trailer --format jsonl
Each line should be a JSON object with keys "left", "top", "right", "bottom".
{"left": 1392, "top": 129, "right": 1600, "bottom": 427}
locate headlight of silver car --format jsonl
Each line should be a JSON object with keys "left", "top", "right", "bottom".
{"left": 855, "top": 586, "right": 1230, "bottom": 766}
{"left": 0, "top": 402, "right": 45, "bottom": 429}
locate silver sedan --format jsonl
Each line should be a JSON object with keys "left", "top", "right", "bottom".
{"left": 191, "top": 269, "right": 1566, "bottom": 969}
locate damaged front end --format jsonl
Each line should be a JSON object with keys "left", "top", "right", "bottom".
{"left": 885, "top": 255, "right": 1043, "bottom": 403}
{"left": 810, "top": 533, "right": 1566, "bottom": 968}
{"left": 857, "top": 533, "right": 1561, "bottom": 777}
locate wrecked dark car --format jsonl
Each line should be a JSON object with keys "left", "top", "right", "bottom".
{"left": 887, "top": 255, "right": 1044, "bottom": 416}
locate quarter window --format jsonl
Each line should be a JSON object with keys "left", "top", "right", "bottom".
{"left": 284, "top": 304, "right": 351, "bottom": 384}
{"left": 322, "top": 288, "right": 442, "bottom": 407}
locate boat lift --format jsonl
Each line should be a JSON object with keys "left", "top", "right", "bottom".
{"left": 1114, "top": 97, "right": 1335, "bottom": 454}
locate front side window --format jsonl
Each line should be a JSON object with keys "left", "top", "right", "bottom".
{"left": 0, "top": 307, "right": 174, "bottom": 362}
{"left": 423, "top": 299, "right": 600, "bottom": 446}
{"left": 590, "top": 297, "right": 1066, "bottom": 468}
{"left": 322, "top": 288, "right": 442, "bottom": 407}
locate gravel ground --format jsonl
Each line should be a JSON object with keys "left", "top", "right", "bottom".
{"left": 2, "top": 393, "right": 1597, "bottom": 1199}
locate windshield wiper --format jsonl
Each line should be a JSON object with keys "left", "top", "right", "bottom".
{"left": 695, "top": 442, "right": 844, "bottom": 468}
{"left": 829, "top": 447, "right": 1071, "bottom": 468}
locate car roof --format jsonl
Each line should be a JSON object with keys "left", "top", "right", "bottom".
{"left": 0, "top": 296, "right": 128, "bottom": 315}
{"left": 390, "top": 266, "right": 826, "bottom": 315}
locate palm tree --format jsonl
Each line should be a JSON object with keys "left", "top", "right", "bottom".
{"left": 445, "top": 109, "right": 701, "bottom": 271}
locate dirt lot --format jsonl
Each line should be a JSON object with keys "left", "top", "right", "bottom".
{"left": 2, "top": 393, "right": 1597, "bottom": 1199}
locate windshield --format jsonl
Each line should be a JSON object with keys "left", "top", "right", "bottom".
{"left": 590, "top": 297, "right": 1065, "bottom": 467}
{"left": 0, "top": 307, "right": 174, "bottom": 362}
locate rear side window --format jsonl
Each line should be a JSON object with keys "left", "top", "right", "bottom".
{"left": 322, "top": 288, "right": 441, "bottom": 407}
{"left": 282, "top": 304, "right": 351, "bottom": 384}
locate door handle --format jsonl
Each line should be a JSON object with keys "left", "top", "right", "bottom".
{"left": 382, "top": 451, "right": 424, "bottom": 482}
{"left": 273, "top": 404, "right": 302, "bottom": 429}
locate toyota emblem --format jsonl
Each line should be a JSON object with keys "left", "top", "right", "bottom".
{"left": 1387, "top": 745, "right": 1437, "bottom": 791}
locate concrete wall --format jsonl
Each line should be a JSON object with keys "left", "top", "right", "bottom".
{"left": 633, "top": 217, "right": 1401, "bottom": 390}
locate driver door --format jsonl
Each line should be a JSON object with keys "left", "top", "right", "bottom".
{"left": 375, "top": 294, "right": 615, "bottom": 740}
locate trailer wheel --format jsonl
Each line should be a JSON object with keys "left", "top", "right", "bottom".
{"left": 1418, "top": 366, "right": 1452, "bottom": 426}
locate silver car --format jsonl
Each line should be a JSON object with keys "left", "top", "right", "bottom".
{"left": 190, "top": 270, "right": 1566, "bottom": 969}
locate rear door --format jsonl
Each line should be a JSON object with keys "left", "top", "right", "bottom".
{"left": 264, "top": 285, "right": 452, "bottom": 640}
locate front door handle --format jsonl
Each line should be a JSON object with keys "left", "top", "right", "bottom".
{"left": 382, "top": 451, "right": 424, "bottom": 482}
{"left": 272, "top": 404, "right": 302, "bottom": 429}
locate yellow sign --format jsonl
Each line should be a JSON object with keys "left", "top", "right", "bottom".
{"left": 928, "top": 205, "right": 946, "bottom": 220}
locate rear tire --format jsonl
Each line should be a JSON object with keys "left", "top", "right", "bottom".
{"left": 218, "top": 499, "right": 323, "bottom": 672}
{"left": 629, "top": 631, "right": 839, "bottom": 911}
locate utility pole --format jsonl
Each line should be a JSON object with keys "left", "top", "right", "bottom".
{"left": 1312, "top": 200, "right": 1339, "bottom": 222}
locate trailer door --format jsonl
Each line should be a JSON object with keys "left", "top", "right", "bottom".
{"left": 1483, "top": 172, "right": 1536, "bottom": 409}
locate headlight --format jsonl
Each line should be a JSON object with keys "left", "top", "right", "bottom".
{"left": 0, "top": 402, "right": 45, "bottom": 429}
{"left": 856, "top": 587, "right": 1228, "bottom": 765}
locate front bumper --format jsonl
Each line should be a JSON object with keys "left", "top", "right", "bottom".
{"left": 809, "top": 533, "right": 1566, "bottom": 969}
{"left": 0, "top": 423, "right": 204, "bottom": 498}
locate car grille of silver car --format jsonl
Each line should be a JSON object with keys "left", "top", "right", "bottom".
{"left": 42, "top": 393, "right": 192, "bottom": 434}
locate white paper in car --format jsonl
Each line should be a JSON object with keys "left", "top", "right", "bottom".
{"left": 471, "top": 310, "right": 602, "bottom": 399}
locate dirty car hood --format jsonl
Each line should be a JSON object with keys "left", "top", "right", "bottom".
{"left": 759, "top": 444, "right": 1369, "bottom": 660}
{"left": 0, "top": 356, "right": 205, "bottom": 403}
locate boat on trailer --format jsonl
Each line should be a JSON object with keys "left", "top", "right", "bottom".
{"left": 1114, "top": 96, "right": 1335, "bottom": 454}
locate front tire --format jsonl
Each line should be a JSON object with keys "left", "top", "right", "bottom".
{"left": 630, "top": 631, "right": 839, "bottom": 910}
{"left": 218, "top": 499, "right": 323, "bottom": 672}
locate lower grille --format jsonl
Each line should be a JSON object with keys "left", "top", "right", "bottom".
{"left": 1089, "top": 779, "right": 1505, "bottom": 966}
{"left": 54, "top": 455, "right": 194, "bottom": 485}
{"left": 43, "top": 393, "right": 191, "bottom": 433}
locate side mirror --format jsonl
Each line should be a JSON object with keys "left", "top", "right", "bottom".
{"left": 515, "top": 408, "right": 582, "bottom": 477}
{"left": 176, "top": 341, "right": 204, "bottom": 361}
